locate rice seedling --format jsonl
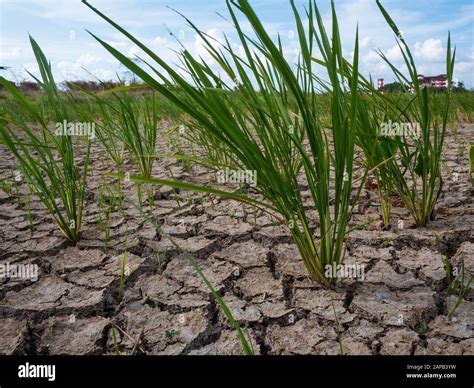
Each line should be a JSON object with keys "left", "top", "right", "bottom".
{"left": 468, "top": 144, "right": 474, "bottom": 185}
{"left": 111, "top": 326, "right": 121, "bottom": 355}
{"left": 0, "top": 178, "right": 12, "bottom": 197}
{"left": 355, "top": 1, "right": 456, "bottom": 227}
{"left": 83, "top": 0, "right": 366, "bottom": 287}
{"left": 101, "top": 88, "right": 160, "bottom": 206}
{"left": 88, "top": 93, "right": 125, "bottom": 169}
{"left": 330, "top": 295, "right": 344, "bottom": 355}
{"left": 317, "top": 1, "right": 456, "bottom": 228}
{"left": 0, "top": 168, "right": 14, "bottom": 197}
{"left": 118, "top": 250, "right": 128, "bottom": 296}
{"left": 112, "top": 89, "right": 159, "bottom": 181}
{"left": 353, "top": 93, "right": 399, "bottom": 228}
{"left": 155, "top": 247, "right": 167, "bottom": 274}
{"left": 78, "top": 82, "right": 161, "bottom": 206}
{"left": 11, "top": 171, "right": 24, "bottom": 208}
{"left": 0, "top": 37, "right": 91, "bottom": 243}
{"left": 164, "top": 125, "right": 194, "bottom": 173}
{"left": 165, "top": 329, "right": 180, "bottom": 340}
{"left": 97, "top": 183, "right": 118, "bottom": 253}
{"left": 25, "top": 190, "right": 34, "bottom": 232}
{"left": 443, "top": 255, "right": 473, "bottom": 318}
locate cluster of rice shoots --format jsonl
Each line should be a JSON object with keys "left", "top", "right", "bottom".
{"left": 0, "top": 37, "right": 91, "bottom": 243}
{"left": 84, "top": 0, "right": 366, "bottom": 287}
{"left": 354, "top": 1, "right": 456, "bottom": 227}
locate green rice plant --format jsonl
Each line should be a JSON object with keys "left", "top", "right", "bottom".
{"left": 468, "top": 144, "right": 474, "bottom": 185}
{"left": 111, "top": 88, "right": 159, "bottom": 181}
{"left": 321, "top": 1, "right": 456, "bottom": 228}
{"left": 25, "top": 189, "right": 34, "bottom": 232}
{"left": 443, "top": 255, "right": 473, "bottom": 318}
{"left": 100, "top": 87, "right": 160, "bottom": 205}
{"left": 452, "top": 91, "right": 474, "bottom": 123}
{"left": 155, "top": 247, "right": 167, "bottom": 274}
{"left": 330, "top": 295, "right": 344, "bottom": 355}
{"left": 111, "top": 326, "right": 121, "bottom": 355}
{"left": 0, "top": 169, "right": 14, "bottom": 197}
{"left": 0, "top": 37, "right": 90, "bottom": 243}
{"left": 89, "top": 93, "right": 125, "bottom": 169}
{"left": 97, "top": 183, "right": 117, "bottom": 253}
{"left": 354, "top": 93, "right": 399, "bottom": 228}
{"left": 118, "top": 250, "right": 128, "bottom": 296}
{"left": 165, "top": 124, "right": 192, "bottom": 172}
{"left": 0, "top": 178, "right": 12, "bottom": 197}
{"left": 83, "top": 0, "right": 364, "bottom": 287}
{"left": 11, "top": 171, "right": 24, "bottom": 208}
{"left": 370, "top": 1, "right": 455, "bottom": 226}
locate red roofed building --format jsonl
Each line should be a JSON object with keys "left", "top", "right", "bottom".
{"left": 409, "top": 74, "right": 451, "bottom": 92}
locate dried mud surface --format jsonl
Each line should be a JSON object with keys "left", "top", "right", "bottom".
{"left": 0, "top": 123, "right": 473, "bottom": 355}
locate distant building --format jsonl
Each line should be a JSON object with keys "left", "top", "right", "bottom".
{"left": 409, "top": 74, "right": 452, "bottom": 93}
{"left": 377, "top": 78, "right": 384, "bottom": 93}
{"left": 377, "top": 74, "right": 460, "bottom": 94}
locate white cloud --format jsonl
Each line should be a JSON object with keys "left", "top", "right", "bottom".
{"left": 0, "top": 46, "right": 22, "bottom": 61}
{"left": 386, "top": 44, "right": 402, "bottom": 63}
{"left": 456, "top": 61, "right": 474, "bottom": 74}
{"left": 77, "top": 53, "right": 100, "bottom": 66}
{"left": 415, "top": 39, "right": 445, "bottom": 62}
{"left": 360, "top": 36, "right": 373, "bottom": 48}
{"left": 363, "top": 50, "right": 380, "bottom": 64}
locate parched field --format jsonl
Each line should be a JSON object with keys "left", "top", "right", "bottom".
{"left": 0, "top": 122, "right": 472, "bottom": 356}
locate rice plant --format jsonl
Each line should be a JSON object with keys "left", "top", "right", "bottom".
{"left": 319, "top": 1, "right": 456, "bottom": 228}
{"left": 88, "top": 92, "right": 125, "bottom": 169}
{"left": 97, "top": 183, "right": 118, "bottom": 253}
{"left": 0, "top": 37, "right": 90, "bottom": 243}
{"left": 468, "top": 144, "right": 474, "bottom": 185}
{"left": 96, "top": 87, "right": 160, "bottom": 205}
{"left": 443, "top": 256, "right": 473, "bottom": 318}
{"left": 360, "top": 1, "right": 456, "bottom": 227}
{"left": 354, "top": 93, "right": 399, "bottom": 228}
{"left": 112, "top": 89, "right": 159, "bottom": 181}
{"left": 83, "top": 0, "right": 365, "bottom": 287}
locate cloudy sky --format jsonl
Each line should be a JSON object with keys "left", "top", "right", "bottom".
{"left": 1, "top": 0, "right": 473, "bottom": 88}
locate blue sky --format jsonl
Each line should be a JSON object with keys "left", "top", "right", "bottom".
{"left": 1, "top": 0, "right": 473, "bottom": 88}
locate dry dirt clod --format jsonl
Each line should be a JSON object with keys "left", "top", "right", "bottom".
{"left": 0, "top": 275, "right": 106, "bottom": 315}
{"left": 266, "top": 318, "right": 334, "bottom": 355}
{"left": 378, "top": 328, "right": 419, "bottom": 355}
{"left": 212, "top": 240, "right": 269, "bottom": 269}
{"left": 430, "top": 298, "right": 473, "bottom": 339}
{"left": 39, "top": 316, "right": 109, "bottom": 355}
{"left": 272, "top": 244, "right": 308, "bottom": 279}
{"left": 364, "top": 260, "right": 425, "bottom": 289}
{"left": 351, "top": 284, "right": 436, "bottom": 327}
{"left": 293, "top": 288, "right": 356, "bottom": 324}
{"left": 234, "top": 267, "right": 284, "bottom": 300}
{"left": 395, "top": 247, "right": 446, "bottom": 287}
{"left": 134, "top": 273, "right": 209, "bottom": 310}
{"left": 188, "top": 330, "right": 260, "bottom": 355}
{"left": 0, "top": 318, "right": 29, "bottom": 355}
{"left": 118, "top": 301, "right": 208, "bottom": 355}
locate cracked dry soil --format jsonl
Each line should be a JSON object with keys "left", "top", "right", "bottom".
{"left": 0, "top": 123, "right": 473, "bottom": 356}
